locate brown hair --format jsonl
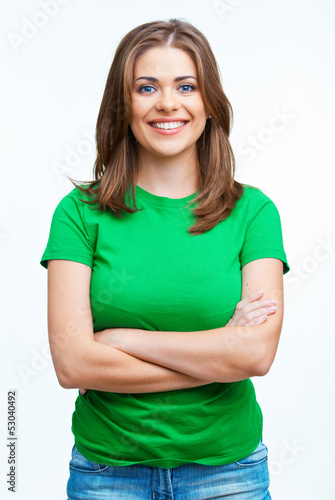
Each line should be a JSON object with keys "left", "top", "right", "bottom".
{"left": 69, "top": 18, "right": 244, "bottom": 235}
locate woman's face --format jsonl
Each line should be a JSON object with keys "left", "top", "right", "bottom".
{"left": 130, "top": 46, "right": 209, "bottom": 160}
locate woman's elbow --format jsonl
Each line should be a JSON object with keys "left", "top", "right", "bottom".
{"left": 252, "top": 342, "right": 278, "bottom": 377}
{"left": 253, "top": 359, "right": 271, "bottom": 377}
{"left": 52, "top": 354, "right": 82, "bottom": 389}
{"left": 50, "top": 339, "right": 94, "bottom": 389}
{"left": 55, "top": 365, "right": 77, "bottom": 389}
{"left": 58, "top": 375, "right": 73, "bottom": 389}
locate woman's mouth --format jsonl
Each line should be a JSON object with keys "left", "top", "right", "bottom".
{"left": 148, "top": 121, "right": 189, "bottom": 135}
{"left": 150, "top": 121, "right": 187, "bottom": 129}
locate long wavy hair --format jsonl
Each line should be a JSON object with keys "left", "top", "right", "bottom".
{"left": 68, "top": 18, "right": 244, "bottom": 235}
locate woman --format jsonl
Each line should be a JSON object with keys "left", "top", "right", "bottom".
{"left": 40, "top": 18, "right": 289, "bottom": 499}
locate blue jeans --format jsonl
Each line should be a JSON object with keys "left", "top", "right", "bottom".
{"left": 66, "top": 438, "right": 271, "bottom": 499}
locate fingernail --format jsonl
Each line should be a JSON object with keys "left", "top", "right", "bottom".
{"left": 254, "top": 289, "right": 264, "bottom": 295}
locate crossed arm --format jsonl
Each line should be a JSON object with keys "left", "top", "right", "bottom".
{"left": 47, "top": 257, "right": 284, "bottom": 393}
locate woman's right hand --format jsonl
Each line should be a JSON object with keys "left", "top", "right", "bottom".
{"left": 226, "top": 289, "right": 277, "bottom": 327}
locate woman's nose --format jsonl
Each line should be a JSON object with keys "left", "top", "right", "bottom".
{"left": 155, "top": 90, "right": 180, "bottom": 112}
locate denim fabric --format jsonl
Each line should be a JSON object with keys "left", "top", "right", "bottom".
{"left": 66, "top": 438, "right": 271, "bottom": 499}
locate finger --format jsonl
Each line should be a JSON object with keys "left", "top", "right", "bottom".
{"left": 244, "top": 315, "right": 268, "bottom": 327}
{"left": 240, "top": 301, "right": 278, "bottom": 316}
{"left": 238, "top": 305, "right": 277, "bottom": 326}
{"left": 265, "top": 306, "right": 277, "bottom": 316}
{"left": 237, "top": 289, "right": 264, "bottom": 309}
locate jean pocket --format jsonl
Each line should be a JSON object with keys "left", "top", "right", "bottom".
{"left": 69, "top": 445, "right": 110, "bottom": 474}
{"left": 233, "top": 438, "right": 268, "bottom": 467}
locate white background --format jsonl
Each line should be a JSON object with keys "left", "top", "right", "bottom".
{"left": 1, "top": 0, "right": 335, "bottom": 498}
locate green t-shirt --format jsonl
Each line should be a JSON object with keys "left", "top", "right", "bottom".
{"left": 40, "top": 183, "right": 289, "bottom": 468}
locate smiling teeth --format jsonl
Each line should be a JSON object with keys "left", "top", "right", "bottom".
{"left": 151, "top": 121, "right": 186, "bottom": 130}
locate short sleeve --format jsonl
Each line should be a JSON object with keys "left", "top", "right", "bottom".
{"left": 40, "top": 188, "right": 94, "bottom": 269}
{"left": 240, "top": 196, "right": 290, "bottom": 275}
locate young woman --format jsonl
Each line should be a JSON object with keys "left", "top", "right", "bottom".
{"left": 40, "top": 18, "right": 290, "bottom": 499}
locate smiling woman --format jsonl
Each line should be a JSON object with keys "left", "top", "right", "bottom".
{"left": 40, "top": 18, "right": 289, "bottom": 500}
{"left": 64, "top": 17, "right": 243, "bottom": 226}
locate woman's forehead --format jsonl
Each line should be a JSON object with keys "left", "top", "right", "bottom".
{"left": 133, "top": 47, "right": 197, "bottom": 79}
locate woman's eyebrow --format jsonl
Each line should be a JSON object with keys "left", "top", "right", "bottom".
{"left": 134, "top": 75, "right": 198, "bottom": 83}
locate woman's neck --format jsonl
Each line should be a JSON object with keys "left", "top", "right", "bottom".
{"left": 136, "top": 146, "right": 199, "bottom": 198}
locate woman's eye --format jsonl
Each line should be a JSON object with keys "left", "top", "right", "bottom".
{"left": 179, "top": 84, "right": 196, "bottom": 92}
{"left": 138, "top": 85, "right": 155, "bottom": 94}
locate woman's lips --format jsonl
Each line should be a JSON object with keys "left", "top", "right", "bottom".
{"left": 148, "top": 121, "right": 189, "bottom": 135}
